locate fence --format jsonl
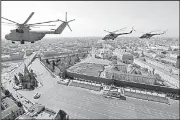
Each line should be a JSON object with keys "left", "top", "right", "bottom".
{"left": 69, "top": 80, "right": 101, "bottom": 91}
{"left": 124, "top": 89, "right": 169, "bottom": 104}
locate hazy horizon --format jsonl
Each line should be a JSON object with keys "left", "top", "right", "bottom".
{"left": 2, "top": 1, "right": 179, "bottom": 38}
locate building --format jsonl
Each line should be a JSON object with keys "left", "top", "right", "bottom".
{"left": 121, "top": 54, "right": 134, "bottom": 64}
{"left": 156, "top": 45, "right": 169, "bottom": 51}
{"left": 111, "top": 60, "right": 127, "bottom": 73}
{"left": 113, "top": 48, "right": 134, "bottom": 64}
{"left": 16, "top": 65, "right": 38, "bottom": 89}
{"left": 176, "top": 56, "right": 180, "bottom": 68}
{"left": 16, "top": 103, "right": 68, "bottom": 120}
{"left": 105, "top": 70, "right": 156, "bottom": 85}
{"left": 134, "top": 58, "right": 179, "bottom": 88}
{"left": 145, "top": 57, "right": 179, "bottom": 75}
{"left": 2, "top": 97, "right": 25, "bottom": 120}
{"left": 161, "top": 56, "right": 177, "bottom": 65}
{"left": 95, "top": 48, "right": 113, "bottom": 59}
{"left": 10, "top": 53, "right": 24, "bottom": 61}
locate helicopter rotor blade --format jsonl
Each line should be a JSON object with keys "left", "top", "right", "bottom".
{"left": 1, "top": 21, "right": 16, "bottom": 25}
{"left": 27, "top": 19, "right": 60, "bottom": 25}
{"left": 67, "top": 24, "right": 72, "bottom": 31}
{"left": 148, "top": 30, "right": 161, "bottom": 34}
{"left": 57, "top": 19, "right": 65, "bottom": 23}
{"left": 29, "top": 24, "right": 56, "bottom": 26}
{"left": 65, "top": 12, "right": 67, "bottom": 22}
{"left": 1, "top": 17, "right": 19, "bottom": 24}
{"left": 112, "top": 27, "right": 127, "bottom": 33}
{"left": 1, "top": 23, "right": 16, "bottom": 27}
{"left": 68, "top": 19, "right": 75, "bottom": 23}
{"left": 103, "top": 30, "right": 112, "bottom": 33}
{"left": 30, "top": 26, "right": 40, "bottom": 28}
{"left": 23, "top": 12, "right": 34, "bottom": 24}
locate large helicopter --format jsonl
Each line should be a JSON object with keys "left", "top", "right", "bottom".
{"left": 139, "top": 30, "right": 167, "bottom": 39}
{"left": 1, "top": 12, "right": 75, "bottom": 44}
{"left": 102, "top": 27, "right": 135, "bottom": 40}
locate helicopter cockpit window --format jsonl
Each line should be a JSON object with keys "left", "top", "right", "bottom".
{"left": 16, "top": 29, "right": 24, "bottom": 33}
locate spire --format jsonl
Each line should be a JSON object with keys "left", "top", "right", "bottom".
{"left": 24, "top": 64, "right": 30, "bottom": 75}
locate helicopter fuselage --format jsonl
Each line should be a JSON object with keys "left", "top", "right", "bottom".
{"left": 140, "top": 33, "right": 155, "bottom": 39}
{"left": 102, "top": 34, "right": 119, "bottom": 40}
{"left": 5, "top": 29, "right": 46, "bottom": 42}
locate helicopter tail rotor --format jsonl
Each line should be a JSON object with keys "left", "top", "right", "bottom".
{"left": 163, "top": 30, "right": 168, "bottom": 34}
{"left": 57, "top": 12, "right": 75, "bottom": 31}
{"left": 54, "top": 12, "right": 75, "bottom": 34}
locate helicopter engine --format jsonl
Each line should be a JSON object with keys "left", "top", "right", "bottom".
{"left": 16, "top": 29, "right": 24, "bottom": 33}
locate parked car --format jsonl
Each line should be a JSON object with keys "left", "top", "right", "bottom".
{"left": 25, "top": 99, "right": 30, "bottom": 103}
{"left": 34, "top": 93, "right": 41, "bottom": 99}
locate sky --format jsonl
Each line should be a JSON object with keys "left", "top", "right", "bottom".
{"left": 1, "top": 1, "right": 179, "bottom": 38}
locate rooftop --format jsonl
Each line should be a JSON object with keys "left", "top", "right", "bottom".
{"left": 81, "top": 56, "right": 111, "bottom": 65}
{"left": 28, "top": 103, "right": 45, "bottom": 117}
{"left": 67, "top": 63, "right": 104, "bottom": 77}
{"left": 2, "top": 97, "right": 22, "bottom": 119}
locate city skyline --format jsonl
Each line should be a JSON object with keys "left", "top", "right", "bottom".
{"left": 1, "top": 1, "right": 179, "bottom": 38}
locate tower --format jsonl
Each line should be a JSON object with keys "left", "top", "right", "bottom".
{"left": 24, "top": 65, "right": 30, "bottom": 76}
{"left": 176, "top": 56, "right": 180, "bottom": 68}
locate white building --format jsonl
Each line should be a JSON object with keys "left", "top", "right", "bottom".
{"left": 134, "top": 58, "right": 179, "bottom": 89}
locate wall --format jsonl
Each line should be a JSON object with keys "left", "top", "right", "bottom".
{"left": 105, "top": 71, "right": 155, "bottom": 85}
{"left": 124, "top": 90, "right": 169, "bottom": 104}
{"left": 66, "top": 71, "right": 179, "bottom": 95}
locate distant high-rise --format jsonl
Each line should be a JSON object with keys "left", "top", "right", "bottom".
{"left": 176, "top": 56, "right": 180, "bottom": 68}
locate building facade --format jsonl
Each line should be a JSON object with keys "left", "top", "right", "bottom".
{"left": 134, "top": 58, "right": 179, "bottom": 88}
{"left": 2, "top": 97, "right": 25, "bottom": 120}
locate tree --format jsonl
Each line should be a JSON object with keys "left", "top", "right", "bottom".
{"left": 14, "top": 75, "right": 20, "bottom": 85}
{"left": 58, "top": 110, "right": 67, "bottom": 120}
{"left": 53, "top": 64, "right": 55, "bottom": 71}
{"left": 143, "top": 68, "right": 148, "bottom": 72}
{"left": 17, "top": 101, "right": 22, "bottom": 107}
{"left": 53, "top": 60, "right": 56, "bottom": 66}
{"left": 46, "top": 59, "right": 50, "bottom": 64}
{"left": 5, "top": 89, "right": 10, "bottom": 96}
{"left": 154, "top": 73, "right": 162, "bottom": 81}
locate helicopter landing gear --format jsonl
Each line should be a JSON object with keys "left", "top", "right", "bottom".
{"left": 20, "top": 40, "right": 25, "bottom": 44}
{"left": 31, "top": 41, "right": 34, "bottom": 43}
{"left": 12, "top": 41, "right": 15, "bottom": 44}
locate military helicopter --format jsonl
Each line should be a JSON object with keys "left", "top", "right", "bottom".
{"left": 102, "top": 27, "right": 135, "bottom": 40}
{"left": 139, "top": 30, "right": 167, "bottom": 39}
{"left": 1, "top": 12, "right": 75, "bottom": 44}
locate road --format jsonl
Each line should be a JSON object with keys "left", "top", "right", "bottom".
{"left": 17, "top": 58, "right": 179, "bottom": 119}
